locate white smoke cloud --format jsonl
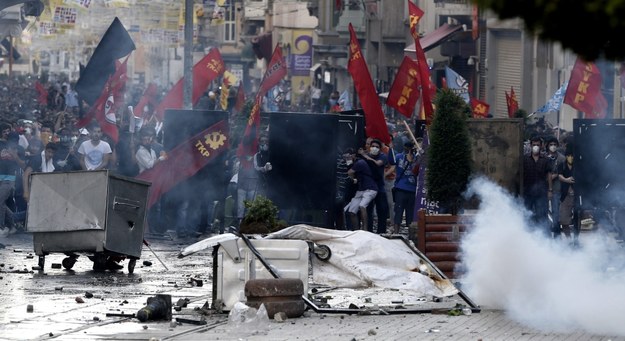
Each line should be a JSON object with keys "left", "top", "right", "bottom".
{"left": 460, "top": 176, "right": 625, "bottom": 336}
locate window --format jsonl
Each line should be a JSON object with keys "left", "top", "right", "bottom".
{"left": 224, "top": 2, "right": 235, "bottom": 43}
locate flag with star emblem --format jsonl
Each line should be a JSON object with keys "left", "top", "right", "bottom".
{"left": 155, "top": 48, "right": 225, "bottom": 120}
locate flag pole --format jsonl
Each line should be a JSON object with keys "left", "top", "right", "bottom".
{"left": 402, "top": 120, "right": 419, "bottom": 146}
{"left": 183, "top": 0, "right": 194, "bottom": 109}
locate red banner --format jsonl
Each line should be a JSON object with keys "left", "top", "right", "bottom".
{"left": 137, "top": 120, "right": 229, "bottom": 208}
{"left": 135, "top": 83, "right": 159, "bottom": 120}
{"left": 237, "top": 45, "right": 287, "bottom": 158}
{"left": 506, "top": 86, "right": 519, "bottom": 118}
{"left": 470, "top": 98, "right": 490, "bottom": 118}
{"left": 408, "top": 1, "right": 435, "bottom": 124}
{"left": 155, "top": 48, "right": 225, "bottom": 120}
{"left": 233, "top": 85, "right": 246, "bottom": 113}
{"left": 564, "top": 58, "right": 607, "bottom": 118}
{"left": 386, "top": 56, "right": 421, "bottom": 118}
{"left": 347, "top": 23, "right": 390, "bottom": 145}
{"left": 258, "top": 45, "right": 287, "bottom": 97}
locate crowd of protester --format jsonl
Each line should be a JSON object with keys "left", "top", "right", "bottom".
{"left": 0, "top": 73, "right": 416, "bottom": 239}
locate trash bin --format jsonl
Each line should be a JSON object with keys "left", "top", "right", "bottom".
{"left": 26, "top": 170, "right": 150, "bottom": 273}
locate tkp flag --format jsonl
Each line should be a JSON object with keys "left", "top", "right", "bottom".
{"left": 137, "top": 120, "right": 229, "bottom": 208}
{"left": 386, "top": 56, "right": 421, "bottom": 118}
{"left": 445, "top": 66, "right": 470, "bottom": 103}
{"left": 564, "top": 58, "right": 607, "bottom": 119}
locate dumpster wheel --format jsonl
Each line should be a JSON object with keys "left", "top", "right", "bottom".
{"left": 128, "top": 259, "right": 136, "bottom": 274}
{"left": 62, "top": 257, "right": 77, "bottom": 270}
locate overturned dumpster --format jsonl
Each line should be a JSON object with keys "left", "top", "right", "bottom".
{"left": 180, "top": 225, "right": 479, "bottom": 315}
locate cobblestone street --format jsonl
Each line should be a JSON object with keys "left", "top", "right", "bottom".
{"left": 1, "top": 232, "right": 624, "bottom": 341}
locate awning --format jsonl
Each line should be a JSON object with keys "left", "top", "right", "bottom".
{"left": 404, "top": 23, "right": 463, "bottom": 54}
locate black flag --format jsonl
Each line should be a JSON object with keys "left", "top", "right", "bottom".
{"left": 75, "top": 17, "right": 135, "bottom": 106}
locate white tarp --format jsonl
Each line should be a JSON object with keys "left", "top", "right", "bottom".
{"left": 265, "top": 225, "right": 458, "bottom": 298}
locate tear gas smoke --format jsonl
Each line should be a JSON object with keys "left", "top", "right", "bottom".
{"left": 461, "top": 177, "right": 625, "bottom": 336}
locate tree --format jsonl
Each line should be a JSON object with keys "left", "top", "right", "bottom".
{"left": 475, "top": 0, "right": 625, "bottom": 61}
{"left": 426, "top": 89, "right": 472, "bottom": 214}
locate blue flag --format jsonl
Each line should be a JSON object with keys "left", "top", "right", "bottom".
{"left": 535, "top": 81, "right": 568, "bottom": 113}
{"left": 445, "top": 66, "right": 470, "bottom": 103}
{"left": 338, "top": 89, "right": 352, "bottom": 111}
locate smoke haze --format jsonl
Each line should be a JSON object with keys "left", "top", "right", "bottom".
{"left": 461, "top": 177, "right": 625, "bottom": 336}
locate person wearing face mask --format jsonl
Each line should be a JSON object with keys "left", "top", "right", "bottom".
{"left": 359, "top": 138, "right": 389, "bottom": 234}
{"left": 53, "top": 127, "right": 81, "bottom": 171}
{"left": 545, "top": 136, "right": 565, "bottom": 238}
{"left": 328, "top": 91, "right": 341, "bottom": 113}
{"left": 557, "top": 144, "right": 578, "bottom": 244}
{"left": 523, "top": 135, "right": 552, "bottom": 235}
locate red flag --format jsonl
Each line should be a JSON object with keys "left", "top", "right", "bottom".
{"left": 335, "top": 0, "right": 342, "bottom": 10}
{"left": 408, "top": 1, "right": 435, "bottom": 124}
{"left": 564, "top": 58, "right": 607, "bottom": 119}
{"left": 257, "top": 45, "right": 287, "bottom": 97}
{"left": 506, "top": 86, "right": 519, "bottom": 118}
{"left": 154, "top": 48, "right": 225, "bottom": 120}
{"left": 137, "top": 120, "right": 229, "bottom": 208}
{"left": 510, "top": 87, "right": 519, "bottom": 116}
{"left": 135, "top": 83, "right": 159, "bottom": 120}
{"left": 237, "top": 45, "right": 287, "bottom": 158}
{"left": 347, "top": 23, "right": 390, "bottom": 145}
{"left": 234, "top": 85, "right": 246, "bottom": 113}
{"left": 386, "top": 56, "right": 421, "bottom": 118}
{"left": 472, "top": 5, "right": 479, "bottom": 41}
{"left": 76, "top": 56, "right": 129, "bottom": 143}
{"left": 470, "top": 98, "right": 490, "bottom": 118}
{"left": 504, "top": 90, "right": 511, "bottom": 117}
{"left": 34, "top": 81, "right": 47, "bottom": 105}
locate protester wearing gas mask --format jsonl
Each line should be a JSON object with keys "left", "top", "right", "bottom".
{"left": 523, "top": 135, "right": 551, "bottom": 236}
{"left": 359, "top": 138, "right": 389, "bottom": 234}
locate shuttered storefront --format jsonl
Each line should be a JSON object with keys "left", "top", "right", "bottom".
{"left": 493, "top": 30, "right": 522, "bottom": 118}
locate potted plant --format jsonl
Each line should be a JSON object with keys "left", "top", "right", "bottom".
{"left": 239, "top": 196, "right": 287, "bottom": 234}
{"left": 426, "top": 89, "right": 472, "bottom": 214}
